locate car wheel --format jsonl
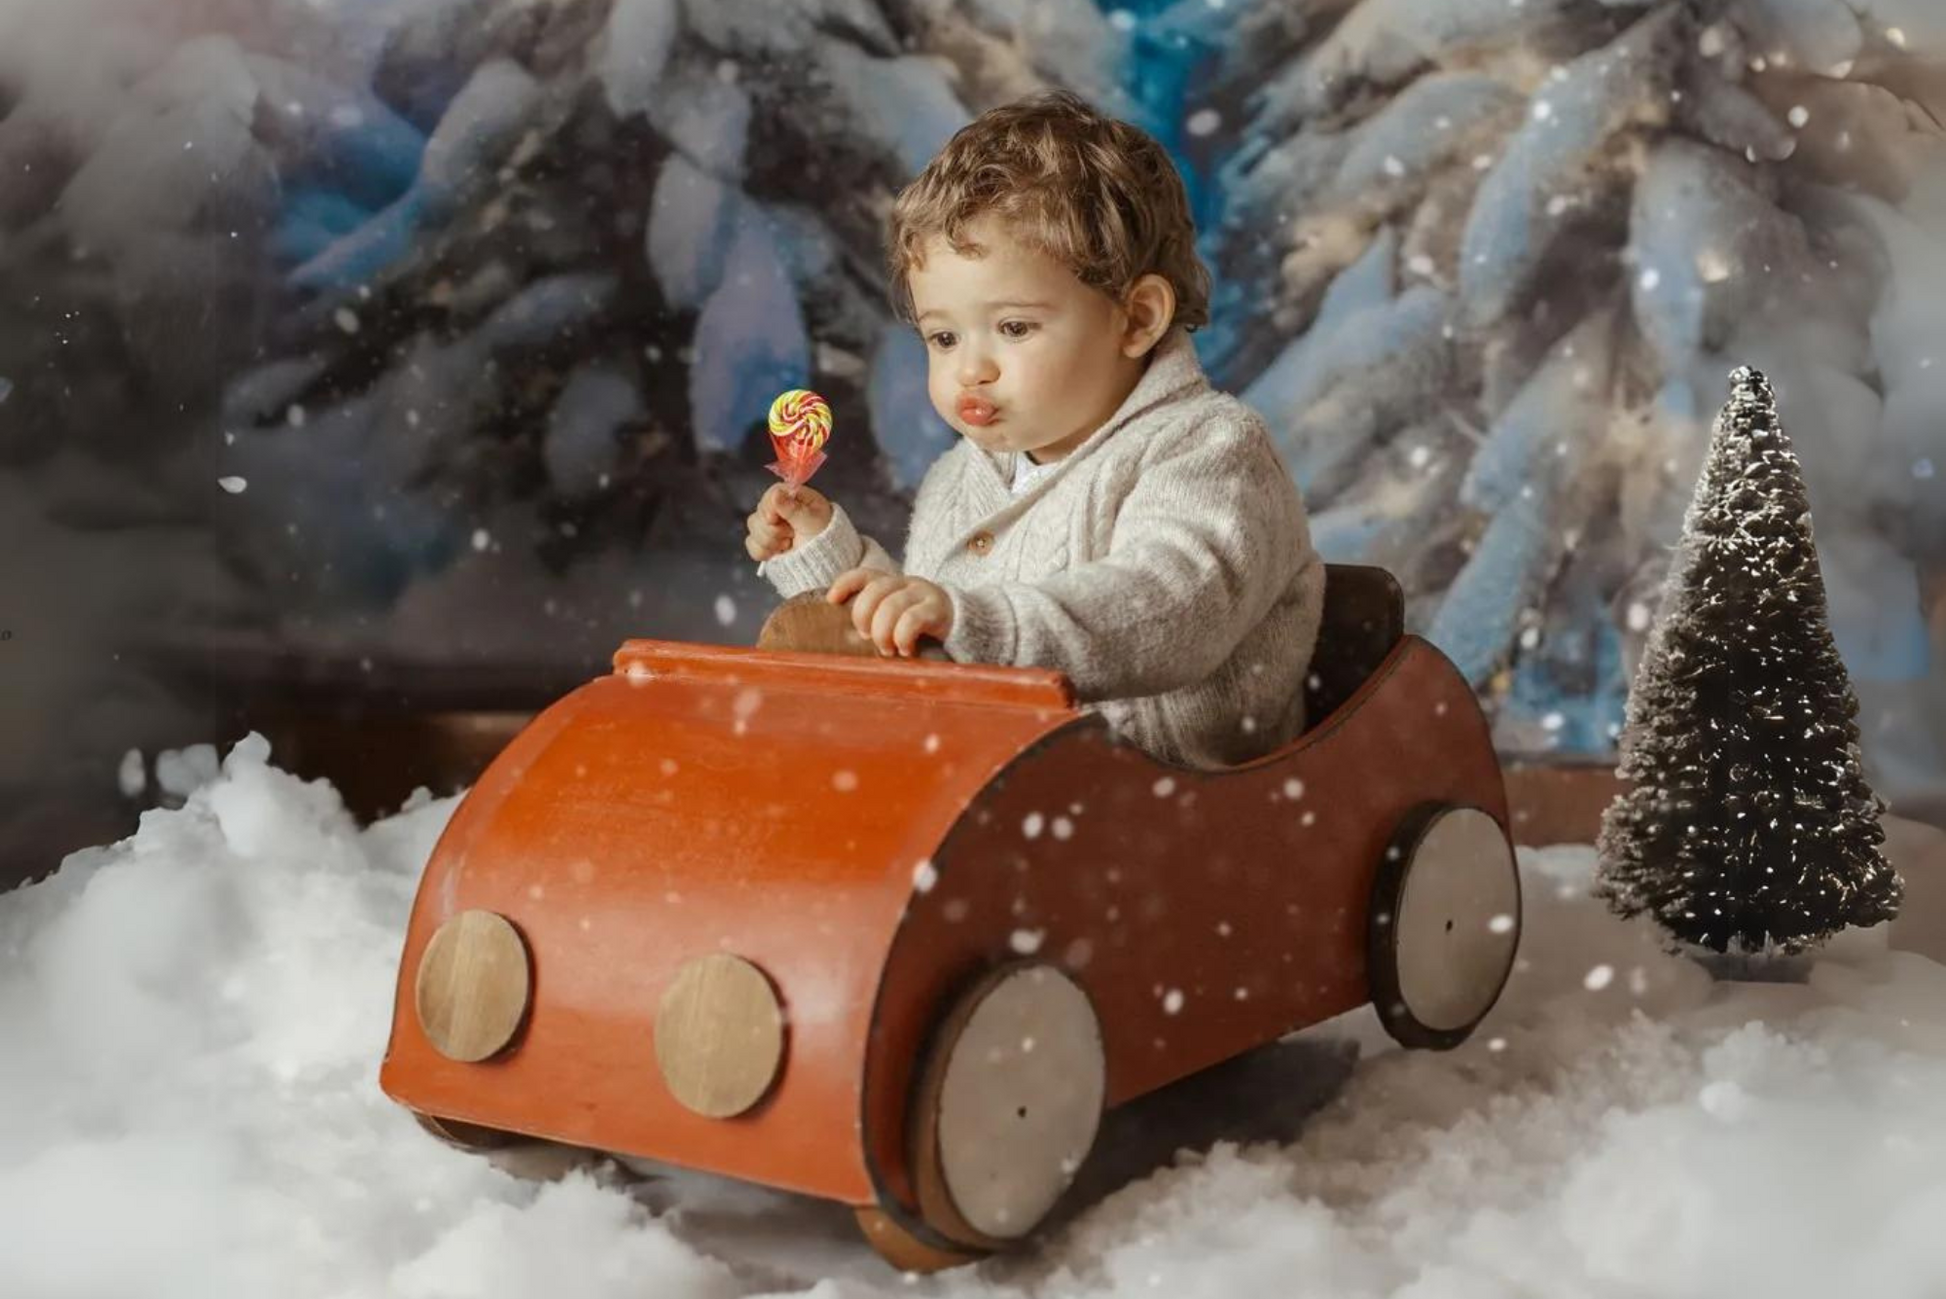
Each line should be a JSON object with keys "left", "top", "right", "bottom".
{"left": 907, "top": 961, "right": 1106, "bottom": 1252}
{"left": 853, "top": 1206, "right": 986, "bottom": 1273}
{"left": 1368, "top": 803, "right": 1521, "bottom": 1050}
{"left": 412, "top": 1110, "right": 518, "bottom": 1152}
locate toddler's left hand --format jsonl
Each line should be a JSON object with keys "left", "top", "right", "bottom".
{"left": 828, "top": 569, "right": 954, "bottom": 657}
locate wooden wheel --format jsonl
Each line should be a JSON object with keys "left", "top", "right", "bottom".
{"left": 908, "top": 962, "right": 1106, "bottom": 1251}
{"left": 413, "top": 1111, "right": 517, "bottom": 1152}
{"left": 853, "top": 1206, "right": 986, "bottom": 1273}
{"left": 1368, "top": 803, "right": 1521, "bottom": 1049}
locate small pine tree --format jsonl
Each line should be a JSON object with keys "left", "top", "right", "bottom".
{"left": 1595, "top": 366, "right": 1903, "bottom": 956}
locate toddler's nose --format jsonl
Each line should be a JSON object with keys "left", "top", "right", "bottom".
{"left": 956, "top": 348, "right": 998, "bottom": 387}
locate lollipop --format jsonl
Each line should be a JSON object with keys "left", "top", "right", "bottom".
{"left": 766, "top": 389, "right": 832, "bottom": 491}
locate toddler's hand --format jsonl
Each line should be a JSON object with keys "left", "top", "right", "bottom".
{"left": 745, "top": 484, "right": 834, "bottom": 562}
{"left": 828, "top": 569, "right": 954, "bottom": 657}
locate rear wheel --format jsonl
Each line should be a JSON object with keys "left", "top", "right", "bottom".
{"left": 413, "top": 1111, "right": 517, "bottom": 1152}
{"left": 1368, "top": 803, "right": 1521, "bottom": 1049}
{"left": 853, "top": 1206, "right": 985, "bottom": 1273}
{"left": 906, "top": 962, "right": 1106, "bottom": 1253}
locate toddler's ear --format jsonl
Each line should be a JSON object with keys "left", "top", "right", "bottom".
{"left": 1120, "top": 273, "right": 1176, "bottom": 358}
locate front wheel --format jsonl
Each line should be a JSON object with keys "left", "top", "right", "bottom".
{"left": 907, "top": 961, "right": 1106, "bottom": 1252}
{"left": 1367, "top": 803, "right": 1521, "bottom": 1050}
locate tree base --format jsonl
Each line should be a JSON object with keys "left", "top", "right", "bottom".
{"left": 1687, "top": 947, "right": 1814, "bottom": 984}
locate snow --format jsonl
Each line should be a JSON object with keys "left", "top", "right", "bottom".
{"left": 419, "top": 58, "right": 543, "bottom": 212}
{"left": 544, "top": 367, "right": 642, "bottom": 499}
{"left": 1733, "top": 0, "right": 1863, "bottom": 73}
{"left": 817, "top": 40, "right": 972, "bottom": 177}
{"left": 868, "top": 322, "right": 957, "bottom": 490}
{"left": 1458, "top": 8, "right": 1682, "bottom": 326}
{"left": 599, "top": 0, "right": 681, "bottom": 121}
{"left": 7, "top": 735, "right": 1946, "bottom": 1296}
{"left": 646, "top": 154, "right": 745, "bottom": 311}
{"left": 649, "top": 63, "right": 752, "bottom": 179}
{"left": 688, "top": 211, "right": 812, "bottom": 455}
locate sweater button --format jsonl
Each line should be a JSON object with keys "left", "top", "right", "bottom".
{"left": 967, "top": 531, "right": 994, "bottom": 555}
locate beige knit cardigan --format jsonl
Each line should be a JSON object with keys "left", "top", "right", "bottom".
{"left": 759, "top": 326, "right": 1325, "bottom": 769}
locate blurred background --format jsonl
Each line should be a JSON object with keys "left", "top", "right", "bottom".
{"left": 2, "top": 0, "right": 1942, "bottom": 885}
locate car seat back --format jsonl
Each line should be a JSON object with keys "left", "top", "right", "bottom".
{"left": 1302, "top": 563, "right": 1405, "bottom": 725}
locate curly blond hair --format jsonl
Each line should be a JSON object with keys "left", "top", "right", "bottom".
{"left": 886, "top": 90, "right": 1211, "bottom": 332}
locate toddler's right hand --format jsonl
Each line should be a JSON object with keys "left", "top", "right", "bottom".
{"left": 745, "top": 483, "right": 834, "bottom": 562}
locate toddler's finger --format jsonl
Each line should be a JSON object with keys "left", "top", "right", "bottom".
{"left": 851, "top": 577, "right": 900, "bottom": 640}
{"left": 826, "top": 568, "right": 871, "bottom": 604}
{"left": 892, "top": 604, "right": 940, "bottom": 657}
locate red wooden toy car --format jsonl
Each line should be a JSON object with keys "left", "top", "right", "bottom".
{"left": 379, "top": 563, "right": 1521, "bottom": 1270}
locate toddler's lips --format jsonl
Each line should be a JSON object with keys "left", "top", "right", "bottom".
{"left": 957, "top": 397, "right": 998, "bottom": 427}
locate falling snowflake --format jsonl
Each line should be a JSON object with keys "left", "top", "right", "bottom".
{"left": 1161, "top": 988, "right": 1184, "bottom": 1015}
{"left": 912, "top": 860, "right": 937, "bottom": 893}
{"left": 1023, "top": 812, "right": 1044, "bottom": 839}
{"left": 471, "top": 529, "right": 491, "bottom": 552}
{"left": 333, "top": 307, "right": 361, "bottom": 335}
{"left": 832, "top": 770, "right": 858, "bottom": 792}
{"left": 1152, "top": 777, "right": 1176, "bottom": 798}
{"left": 713, "top": 594, "right": 736, "bottom": 627}
{"left": 1185, "top": 108, "right": 1221, "bottom": 137}
{"left": 1584, "top": 964, "right": 1615, "bottom": 991}
{"left": 1488, "top": 913, "right": 1515, "bottom": 934}
{"left": 1626, "top": 601, "right": 1652, "bottom": 632}
{"left": 1010, "top": 928, "right": 1045, "bottom": 954}
{"left": 1638, "top": 267, "right": 1662, "bottom": 291}
{"left": 1787, "top": 105, "right": 1810, "bottom": 128}
{"left": 217, "top": 476, "right": 247, "bottom": 494}
{"left": 1283, "top": 778, "right": 1305, "bottom": 800}
{"left": 1052, "top": 816, "right": 1073, "bottom": 841}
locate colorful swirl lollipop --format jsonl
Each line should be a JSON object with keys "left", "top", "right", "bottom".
{"left": 766, "top": 388, "right": 832, "bottom": 490}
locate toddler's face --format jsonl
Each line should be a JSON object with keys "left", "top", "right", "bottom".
{"left": 909, "top": 217, "right": 1149, "bottom": 463}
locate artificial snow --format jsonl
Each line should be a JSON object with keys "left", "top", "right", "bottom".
{"left": 5, "top": 736, "right": 1946, "bottom": 1296}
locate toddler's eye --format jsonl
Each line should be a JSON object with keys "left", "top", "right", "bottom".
{"left": 926, "top": 330, "right": 957, "bottom": 349}
{"left": 999, "top": 320, "right": 1036, "bottom": 339}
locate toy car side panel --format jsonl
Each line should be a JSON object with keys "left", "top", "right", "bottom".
{"left": 380, "top": 641, "right": 1074, "bottom": 1204}
{"left": 859, "top": 635, "right": 1507, "bottom": 1208}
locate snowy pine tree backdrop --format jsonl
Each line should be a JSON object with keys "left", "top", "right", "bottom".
{"left": 1, "top": 0, "right": 1943, "bottom": 826}
{"left": 1596, "top": 366, "right": 1902, "bottom": 955}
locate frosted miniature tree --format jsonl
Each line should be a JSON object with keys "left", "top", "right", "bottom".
{"left": 1595, "top": 367, "right": 1902, "bottom": 956}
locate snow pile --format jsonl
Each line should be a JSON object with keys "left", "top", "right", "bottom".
{"left": 4, "top": 735, "right": 1946, "bottom": 1296}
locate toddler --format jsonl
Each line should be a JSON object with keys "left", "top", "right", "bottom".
{"left": 744, "top": 90, "right": 1324, "bottom": 769}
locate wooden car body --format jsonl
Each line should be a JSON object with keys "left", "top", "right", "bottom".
{"left": 379, "top": 565, "right": 1518, "bottom": 1261}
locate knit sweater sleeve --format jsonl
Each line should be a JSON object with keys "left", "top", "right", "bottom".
{"left": 942, "top": 415, "right": 1308, "bottom": 701}
{"left": 756, "top": 501, "right": 899, "bottom": 598}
